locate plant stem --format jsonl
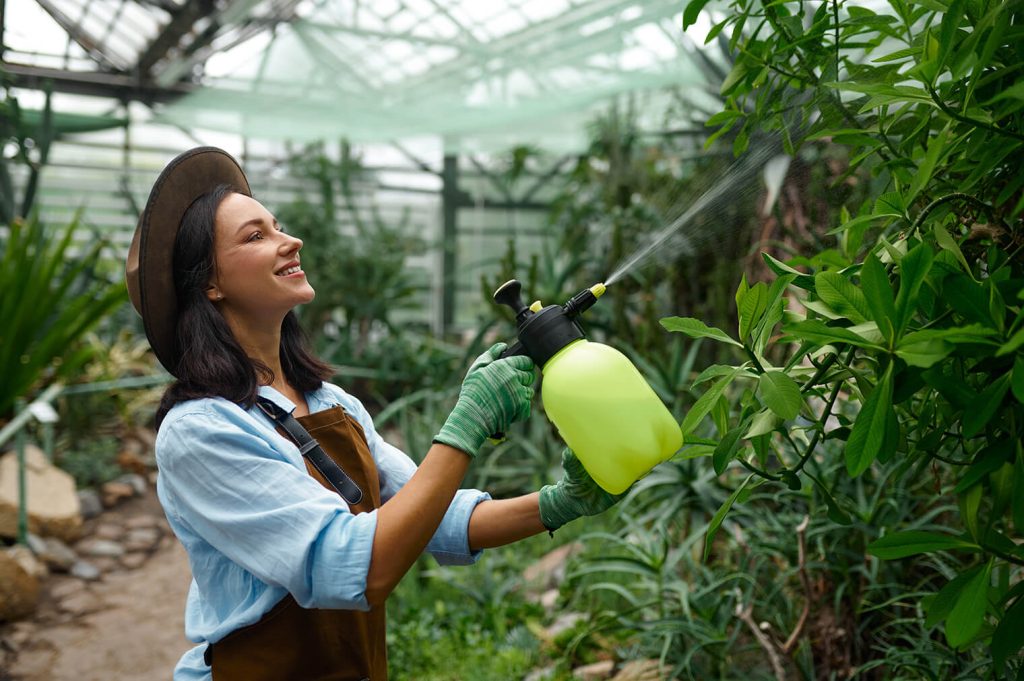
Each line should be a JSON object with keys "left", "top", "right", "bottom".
{"left": 793, "top": 347, "right": 857, "bottom": 474}
{"left": 739, "top": 458, "right": 782, "bottom": 482}
{"left": 745, "top": 346, "right": 767, "bottom": 374}
{"left": 910, "top": 192, "right": 1000, "bottom": 232}
{"left": 926, "top": 83, "right": 1024, "bottom": 143}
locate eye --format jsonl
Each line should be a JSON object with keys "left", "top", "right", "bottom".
{"left": 247, "top": 231, "right": 263, "bottom": 242}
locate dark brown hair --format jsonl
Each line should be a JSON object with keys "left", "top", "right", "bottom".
{"left": 155, "top": 185, "right": 331, "bottom": 428}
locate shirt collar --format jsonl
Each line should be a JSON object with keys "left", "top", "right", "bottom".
{"left": 257, "top": 385, "right": 297, "bottom": 415}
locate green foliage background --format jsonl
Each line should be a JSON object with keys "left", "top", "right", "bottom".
{"left": 635, "top": 0, "right": 1023, "bottom": 677}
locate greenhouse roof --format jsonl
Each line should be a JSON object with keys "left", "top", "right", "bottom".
{"left": 4, "top": 0, "right": 724, "bottom": 152}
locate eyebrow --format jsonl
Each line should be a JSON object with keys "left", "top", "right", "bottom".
{"left": 234, "top": 216, "right": 279, "bottom": 234}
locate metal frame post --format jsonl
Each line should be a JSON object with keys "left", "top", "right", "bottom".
{"left": 440, "top": 153, "right": 458, "bottom": 335}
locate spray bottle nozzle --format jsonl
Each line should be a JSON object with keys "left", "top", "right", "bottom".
{"left": 493, "top": 279, "right": 533, "bottom": 324}
{"left": 563, "top": 282, "right": 606, "bottom": 320}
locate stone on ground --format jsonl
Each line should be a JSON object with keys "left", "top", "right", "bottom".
{"left": 0, "top": 445, "right": 82, "bottom": 542}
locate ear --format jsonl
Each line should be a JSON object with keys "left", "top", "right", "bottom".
{"left": 206, "top": 285, "right": 224, "bottom": 302}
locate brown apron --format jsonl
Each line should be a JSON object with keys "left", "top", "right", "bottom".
{"left": 208, "top": 406, "right": 387, "bottom": 681}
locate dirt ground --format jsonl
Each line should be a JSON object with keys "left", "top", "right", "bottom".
{"left": 1, "top": 492, "right": 194, "bottom": 681}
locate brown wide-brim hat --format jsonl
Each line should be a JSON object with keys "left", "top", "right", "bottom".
{"left": 126, "top": 146, "right": 251, "bottom": 376}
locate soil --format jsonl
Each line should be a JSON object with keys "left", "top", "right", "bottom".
{"left": 1, "top": 491, "right": 193, "bottom": 681}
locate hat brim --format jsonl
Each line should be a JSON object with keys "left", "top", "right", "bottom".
{"left": 126, "top": 147, "right": 251, "bottom": 376}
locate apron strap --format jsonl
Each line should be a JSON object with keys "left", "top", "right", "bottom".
{"left": 255, "top": 396, "right": 364, "bottom": 506}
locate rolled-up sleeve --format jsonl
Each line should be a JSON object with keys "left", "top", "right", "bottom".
{"left": 336, "top": 388, "right": 490, "bottom": 566}
{"left": 158, "top": 404, "right": 377, "bottom": 610}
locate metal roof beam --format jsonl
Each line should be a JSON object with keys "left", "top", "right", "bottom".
{"left": 34, "top": 0, "right": 124, "bottom": 70}
{"left": 390, "top": 0, "right": 652, "bottom": 93}
{"left": 2, "top": 61, "right": 193, "bottom": 103}
{"left": 152, "top": 0, "right": 301, "bottom": 86}
{"left": 134, "top": 0, "right": 214, "bottom": 76}
{"left": 296, "top": 20, "right": 486, "bottom": 55}
{"left": 394, "top": 0, "right": 684, "bottom": 104}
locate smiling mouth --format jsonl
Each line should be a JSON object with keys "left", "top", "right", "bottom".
{"left": 275, "top": 265, "right": 302, "bottom": 276}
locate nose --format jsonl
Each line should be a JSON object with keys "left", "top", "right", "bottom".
{"left": 280, "top": 231, "right": 303, "bottom": 253}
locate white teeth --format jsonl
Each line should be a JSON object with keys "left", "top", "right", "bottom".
{"left": 277, "top": 265, "right": 301, "bottom": 276}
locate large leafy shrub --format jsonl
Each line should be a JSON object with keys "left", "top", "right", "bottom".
{"left": 0, "top": 215, "right": 127, "bottom": 419}
{"left": 656, "top": 0, "right": 1023, "bottom": 674}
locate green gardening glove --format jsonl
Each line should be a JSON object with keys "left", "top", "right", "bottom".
{"left": 538, "top": 448, "right": 628, "bottom": 531}
{"left": 433, "top": 343, "right": 536, "bottom": 458}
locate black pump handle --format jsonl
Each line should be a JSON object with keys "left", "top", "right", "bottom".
{"left": 490, "top": 341, "right": 530, "bottom": 441}
{"left": 498, "top": 340, "right": 527, "bottom": 360}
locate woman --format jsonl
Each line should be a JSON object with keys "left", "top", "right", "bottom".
{"left": 125, "top": 147, "right": 622, "bottom": 680}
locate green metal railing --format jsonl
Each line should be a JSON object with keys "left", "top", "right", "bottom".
{"left": 0, "top": 374, "right": 171, "bottom": 545}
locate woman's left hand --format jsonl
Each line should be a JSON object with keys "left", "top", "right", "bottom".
{"left": 538, "top": 448, "right": 628, "bottom": 531}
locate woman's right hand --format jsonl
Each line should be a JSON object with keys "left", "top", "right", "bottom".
{"left": 432, "top": 343, "right": 536, "bottom": 457}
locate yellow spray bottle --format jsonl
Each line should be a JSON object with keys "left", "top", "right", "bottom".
{"left": 493, "top": 280, "right": 682, "bottom": 494}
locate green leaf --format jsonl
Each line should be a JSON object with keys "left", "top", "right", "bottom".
{"left": 900, "top": 325, "right": 1000, "bottom": 346}
{"left": 661, "top": 317, "right": 743, "bottom": 347}
{"left": 998, "top": 326, "right": 1024, "bottom": 357}
{"left": 961, "top": 484, "right": 982, "bottom": 541}
{"left": 894, "top": 243, "right": 934, "bottom": 334}
{"left": 743, "top": 408, "right": 779, "bottom": 439}
{"left": 962, "top": 373, "right": 1010, "bottom": 438}
{"left": 738, "top": 282, "right": 768, "bottom": 344}
{"left": 713, "top": 426, "right": 744, "bottom": 475}
{"left": 925, "top": 568, "right": 980, "bottom": 629}
{"left": 895, "top": 338, "right": 952, "bottom": 368}
{"left": 867, "top": 531, "right": 980, "bottom": 559}
{"left": 753, "top": 274, "right": 794, "bottom": 354}
{"left": 907, "top": 125, "right": 950, "bottom": 205}
{"left": 934, "top": 0, "right": 965, "bottom": 76}
{"left": 814, "top": 271, "right": 871, "bottom": 323}
{"left": 681, "top": 369, "right": 740, "bottom": 436}
{"left": 946, "top": 559, "right": 992, "bottom": 649}
{"left": 682, "top": 0, "right": 712, "bottom": 30}
{"left": 933, "top": 223, "right": 975, "bottom": 279}
{"left": 992, "top": 593, "right": 1024, "bottom": 668}
{"left": 692, "top": 363, "right": 747, "bottom": 386}
{"left": 1014, "top": 453, "right": 1024, "bottom": 534}
{"left": 860, "top": 254, "right": 896, "bottom": 343}
{"left": 784, "top": 319, "right": 885, "bottom": 349}
{"left": 704, "top": 474, "right": 755, "bottom": 561}
{"left": 953, "top": 440, "right": 1014, "bottom": 494}
{"left": 706, "top": 109, "right": 743, "bottom": 127}
{"left": 987, "top": 81, "right": 1024, "bottom": 103}
{"left": 761, "top": 253, "right": 815, "bottom": 290}
{"left": 1013, "top": 356, "right": 1024, "bottom": 404}
{"left": 720, "top": 59, "right": 750, "bottom": 96}
{"left": 874, "top": 191, "right": 908, "bottom": 219}
{"left": 758, "top": 371, "right": 803, "bottom": 420}
{"left": 805, "top": 471, "right": 852, "bottom": 525}
{"left": 846, "top": 364, "right": 894, "bottom": 476}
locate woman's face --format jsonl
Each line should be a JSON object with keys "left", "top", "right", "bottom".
{"left": 207, "top": 193, "right": 315, "bottom": 323}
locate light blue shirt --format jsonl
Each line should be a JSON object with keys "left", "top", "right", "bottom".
{"left": 155, "top": 383, "right": 489, "bottom": 681}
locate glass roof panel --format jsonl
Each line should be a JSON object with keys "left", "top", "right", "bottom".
{"left": 6, "top": 0, "right": 725, "bottom": 153}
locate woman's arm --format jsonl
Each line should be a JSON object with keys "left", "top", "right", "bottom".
{"left": 365, "top": 344, "right": 536, "bottom": 604}
{"left": 365, "top": 443, "right": 470, "bottom": 605}
{"left": 467, "top": 492, "right": 547, "bottom": 550}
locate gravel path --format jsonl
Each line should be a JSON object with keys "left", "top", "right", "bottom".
{"left": 3, "top": 493, "right": 193, "bottom": 681}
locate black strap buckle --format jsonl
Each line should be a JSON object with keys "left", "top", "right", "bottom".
{"left": 255, "top": 396, "right": 364, "bottom": 506}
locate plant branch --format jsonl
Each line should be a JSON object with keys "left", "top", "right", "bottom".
{"left": 926, "top": 83, "right": 1024, "bottom": 143}
{"left": 739, "top": 458, "right": 782, "bottom": 482}
{"left": 782, "top": 515, "right": 812, "bottom": 654}
{"left": 910, "top": 192, "right": 1001, "bottom": 232}
{"left": 794, "top": 347, "right": 856, "bottom": 474}
{"left": 745, "top": 346, "right": 767, "bottom": 374}
{"left": 736, "top": 602, "right": 788, "bottom": 681}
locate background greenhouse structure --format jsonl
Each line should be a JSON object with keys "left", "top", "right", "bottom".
{"left": 2, "top": 0, "right": 721, "bottom": 331}
{"left": 2, "top": 1, "right": 1023, "bottom": 680}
